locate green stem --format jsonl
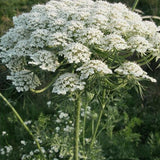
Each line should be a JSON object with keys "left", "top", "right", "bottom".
{"left": 90, "top": 89, "right": 106, "bottom": 149}
{"left": 138, "top": 55, "right": 154, "bottom": 66}
{"left": 90, "top": 108, "right": 104, "bottom": 148}
{"left": 82, "top": 100, "right": 88, "bottom": 146}
{"left": 0, "top": 93, "right": 46, "bottom": 160}
{"left": 30, "top": 72, "right": 61, "bottom": 94}
{"left": 74, "top": 95, "right": 81, "bottom": 160}
{"left": 132, "top": 0, "right": 139, "bottom": 11}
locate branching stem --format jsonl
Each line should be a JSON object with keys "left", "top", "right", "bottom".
{"left": 0, "top": 93, "right": 46, "bottom": 160}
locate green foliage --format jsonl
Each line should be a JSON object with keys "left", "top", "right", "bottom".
{"left": 0, "top": 0, "right": 49, "bottom": 36}
{"left": 0, "top": 0, "right": 160, "bottom": 160}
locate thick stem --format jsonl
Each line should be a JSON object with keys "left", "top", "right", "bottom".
{"left": 0, "top": 93, "right": 46, "bottom": 160}
{"left": 74, "top": 95, "right": 81, "bottom": 160}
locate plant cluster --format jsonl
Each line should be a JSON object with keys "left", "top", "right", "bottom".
{"left": 0, "top": 0, "right": 160, "bottom": 160}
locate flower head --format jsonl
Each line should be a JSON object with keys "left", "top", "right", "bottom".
{"left": 77, "top": 60, "right": 112, "bottom": 80}
{"left": 115, "top": 61, "right": 156, "bottom": 82}
{"left": 52, "top": 73, "right": 85, "bottom": 95}
{"left": 7, "top": 70, "right": 41, "bottom": 92}
{"left": 59, "top": 43, "right": 91, "bottom": 64}
{"left": 0, "top": 0, "right": 159, "bottom": 92}
{"left": 29, "top": 50, "right": 60, "bottom": 72}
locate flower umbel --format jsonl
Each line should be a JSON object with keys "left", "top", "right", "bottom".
{"left": 115, "top": 61, "right": 157, "bottom": 82}
{"left": 77, "top": 60, "right": 112, "bottom": 80}
{"left": 52, "top": 73, "right": 85, "bottom": 95}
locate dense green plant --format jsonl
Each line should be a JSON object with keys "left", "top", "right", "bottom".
{"left": 0, "top": 0, "right": 160, "bottom": 160}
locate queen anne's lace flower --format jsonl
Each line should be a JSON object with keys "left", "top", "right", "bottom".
{"left": 77, "top": 60, "right": 112, "bottom": 80}
{"left": 115, "top": 61, "right": 156, "bottom": 82}
{"left": 77, "top": 28, "right": 104, "bottom": 45}
{"left": 47, "top": 32, "right": 72, "bottom": 47}
{"left": 29, "top": 50, "right": 60, "bottom": 72}
{"left": 30, "top": 29, "right": 49, "bottom": 48}
{"left": 52, "top": 73, "right": 85, "bottom": 95}
{"left": 7, "top": 70, "right": 41, "bottom": 92}
{"left": 128, "top": 36, "right": 153, "bottom": 56}
{"left": 59, "top": 43, "right": 91, "bottom": 63}
{"left": 1, "top": 0, "right": 159, "bottom": 92}
{"left": 102, "top": 34, "right": 129, "bottom": 52}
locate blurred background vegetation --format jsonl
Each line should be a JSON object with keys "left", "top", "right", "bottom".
{"left": 0, "top": 0, "right": 160, "bottom": 159}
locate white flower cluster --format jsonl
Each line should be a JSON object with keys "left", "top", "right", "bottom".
{"left": 0, "top": 145, "right": 13, "bottom": 157}
{"left": 29, "top": 50, "right": 60, "bottom": 72}
{"left": 7, "top": 70, "right": 41, "bottom": 92}
{"left": 77, "top": 60, "right": 112, "bottom": 80}
{"left": 115, "top": 61, "right": 157, "bottom": 82}
{"left": 1, "top": 0, "right": 159, "bottom": 92}
{"left": 52, "top": 73, "right": 85, "bottom": 95}
{"left": 102, "top": 34, "right": 128, "bottom": 52}
{"left": 128, "top": 36, "right": 153, "bottom": 56}
{"left": 59, "top": 42, "right": 91, "bottom": 63}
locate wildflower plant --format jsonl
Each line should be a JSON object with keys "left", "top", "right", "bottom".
{"left": 0, "top": 0, "right": 160, "bottom": 160}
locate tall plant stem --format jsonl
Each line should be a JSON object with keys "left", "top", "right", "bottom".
{"left": 132, "top": 0, "right": 139, "bottom": 11}
{"left": 74, "top": 95, "right": 81, "bottom": 160}
{"left": 0, "top": 93, "right": 46, "bottom": 160}
{"left": 90, "top": 89, "right": 106, "bottom": 149}
{"left": 82, "top": 93, "right": 89, "bottom": 146}
{"left": 89, "top": 108, "right": 104, "bottom": 148}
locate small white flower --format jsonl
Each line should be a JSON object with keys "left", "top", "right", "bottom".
{"left": 56, "top": 127, "right": 60, "bottom": 132}
{"left": 29, "top": 151, "right": 34, "bottom": 156}
{"left": 24, "top": 120, "right": 32, "bottom": 125}
{"left": 20, "top": 140, "right": 26, "bottom": 145}
{"left": 47, "top": 101, "right": 52, "bottom": 108}
{"left": 77, "top": 28, "right": 104, "bottom": 45}
{"left": 0, "top": 148, "right": 5, "bottom": 155}
{"left": 2, "top": 131, "right": 8, "bottom": 136}
{"left": 5, "top": 145, "right": 13, "bottom": 153}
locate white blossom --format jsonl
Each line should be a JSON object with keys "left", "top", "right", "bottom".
{"left": 2, "top": 131, "right": 8, "bottom": 136}
{"left": 77, "top": 28, "right": 104, "bottom": 45}
{"left": 7, "top": 70, "right": 41, "bottom": 92}
{"left": 52, "top": 73, "right": 85, "bottom": 95}
{"left": 29, "top": 29, "right": 49, "bottom": 48}
{"left": 59, "top": 43, "right": 91, "bottom": 63}
{"left": 101, "top": 34, "right": 129, "bottom": 52}
{"left": 47, "top": 32, "right": 71, "bottom": 47}
{"left": 21, "top": 140, "right": 26, "bottom": 146}
{"left": 0, "top": 0, "right": 160, "bottom": 92}
{"left": 4, "top": 145, "right": 13, "bottom": 154}
{"left": 77, "top": 60, "right": 112, "bottom": 80}
{"left": 128, "top": 35, "right": 153, "bottom": 56}
{"left": 29, "top": 50, "right": 60, "bottom": 72}
{"left": 115, "top": 61, "right": 156, "bottom": 82}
